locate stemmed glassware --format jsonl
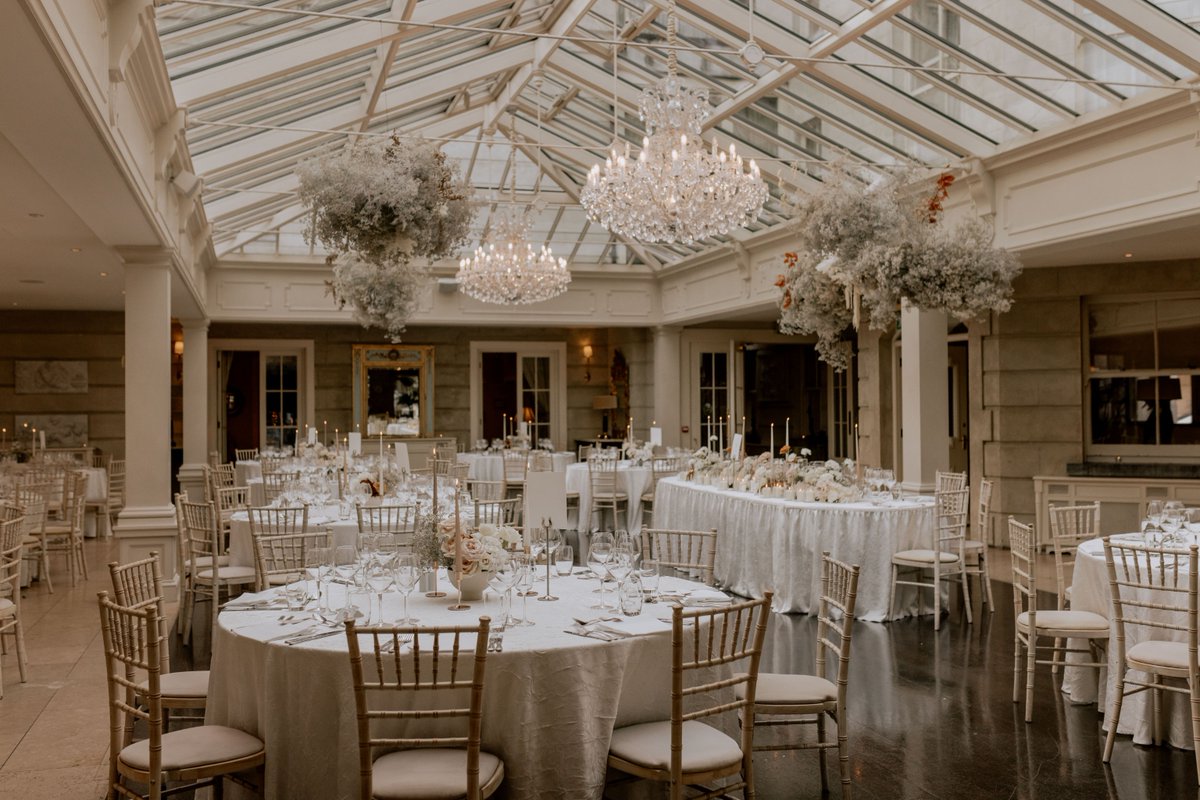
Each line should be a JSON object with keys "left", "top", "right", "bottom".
{"left": 511, "top": 553, "right": 535, "bottom": 626}
{"left": 588, "top": 533, "right": 614, "bottom": 599}
{"left": 487, "top": 553, "right": 521, "bottom": 626}
{"left": 1143, "top": 500, "right": 1164, "bottom": 536}
{"left": 305, "top": 546, "right": 331, "bottom": 621}
{"left": 391, "top": 554, "right": 423, "bottom": 625}
{"left": 363, "top": 554, "right": 394, "bottom": 625}
{"left": 639, "top": 559, "right": 661, "bottom": 603}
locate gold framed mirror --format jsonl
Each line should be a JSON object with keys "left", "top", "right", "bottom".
{"left": 352, "top": 344, "right": 434, "bottom": 437}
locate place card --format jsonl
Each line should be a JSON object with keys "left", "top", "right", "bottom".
{"left": 525, "top": 471, "right": 568, "bottom": 530}
{"left": 347, "top": 432, "right": 362, "bottom": 455}
{"left": 649, "top": 426, "right": 662, "bottom": 446}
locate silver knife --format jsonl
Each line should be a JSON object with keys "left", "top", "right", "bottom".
{"left": 285, "top": 628, "right": 342, "bottom": 645}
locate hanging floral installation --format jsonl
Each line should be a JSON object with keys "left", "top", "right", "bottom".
{"left": 777, "top": 167, "right": 1021, "bottom": 369}
{"left": 298, "top": 136, "right": 474, "bottom": 340}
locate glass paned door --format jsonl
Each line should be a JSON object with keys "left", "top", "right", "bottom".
{"left": 699, "top": 351, "right": 729, "bottom": 450}
{"left": 521, "top": 356, "right": 552, "bottom": 447}
{"left": 264, "top": 354, "right": 299, "bottom": 450}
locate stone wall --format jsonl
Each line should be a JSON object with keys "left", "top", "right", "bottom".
{"left": 0, "top": 310, "right": 126, "bottom": 458}
{"left": 976, "top": 258, "right": 1200, "bottom": 542}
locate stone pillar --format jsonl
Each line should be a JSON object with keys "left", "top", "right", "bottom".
{"left": 652, "top": 326, "right": 682, "bottom": 448}
{"left": 900, "top": 302, "right": 949, "bottom": 494}
{"left": 177, "top": 318, "right": 210, "bottom": 504}
{"left": 114, "top": 248, "right": 180, "bottom": 592}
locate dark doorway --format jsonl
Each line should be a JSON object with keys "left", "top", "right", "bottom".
{"left": 223, "top": 351, "right": 260, "bottom": 456}
{"left": 481, "top": 352, "right": 517, "bottom": 441}
{"left": 743, "top": 344, "right": 828, "bottom": 459}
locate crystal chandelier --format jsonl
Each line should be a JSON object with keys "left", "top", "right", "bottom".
{"left": 457, "top": 94, "right": 570, "bottom": 306}
{"left": 580, "top": 0, "right": 768, "bottom": 245}
{"left": 456, "top": 205, "right": 570, "bottom": 304}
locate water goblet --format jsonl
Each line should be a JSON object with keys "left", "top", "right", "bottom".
{"left": 639, "top": 559, "right": 661, "bottom": 603}
{"left": 588, "top": 539, "right": 614, "bottom": 596}
{"left": 1145, "top": 500, "right": 1164, "bottom": 534}
{"left": 364, "top": 555, "right": 394, "bottom": 625}
{"left": 488, "top": 554, "right": 521, "bottom": 626}
{"left": 391, "top": 555, "right": 422, "bottom": 625}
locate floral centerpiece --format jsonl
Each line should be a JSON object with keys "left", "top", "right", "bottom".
{"left": 777, "top": 167, "right": 1021, "bottom": 369}
{"left": 623, "top": 440, "right": 654, "bottom": 464}
{"left": 298, "top": 136, "right": 475, "bottom": 341}
{"left": 298, "top": 442, "right": 338, "bottom": 462}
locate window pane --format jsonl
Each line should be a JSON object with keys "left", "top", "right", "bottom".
{"left": 280, "top": 356, "right": 298, "bottom": 390}
{"left": 265, "top": 355, "right": 281, "bottom": 390}
{"left": 1088, "top": 302, "right": 1155, "bottom": 370}
{"left": 281, "top": 393, "right": 297, "bottom": 428}
{"left": 1089, "top": 377, "right": 1146, "bottom": 444}
{"left": 700, "top": 353, "right": 712, "bottom": 387}
{"left": 1156, "top": 298, "right": 1200, "bottom": 370}
{"left": 714, "top": 353, "right": 728, "bottom": 387}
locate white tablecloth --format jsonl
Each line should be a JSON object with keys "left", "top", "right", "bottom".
{"left": 652, "top": 477, "right": 936, "bottom": 620}
{"left": 207, "top": 573, "right": 719, "bottom": 799}
{"left": 235, "top": 460, "right": 262, "bottom": 486}
{"left": 565, "top": 461, "right": 652, "bottom": 536}
{"left": 457, "top": 451, "right": 576, "bottom": 482}
{"left": 1061, "top": 534, "right": 1195, "bottom": 749}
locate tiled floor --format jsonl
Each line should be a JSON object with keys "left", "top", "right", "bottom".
{"left": 2, "top": 538, "right": 1196, "bottom": 799}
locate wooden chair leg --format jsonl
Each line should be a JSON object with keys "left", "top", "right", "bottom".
{"left": 961, "top": 570, "right": 973, "bottom": 625}
{"left": 1024, "top": 632, "right": 1036, "bottom": 723}
{"left": 933, "top": 567, "right": 942, "bottom": 632}
{"left": 981, "top": 550, "right": 995, "bottom": 611}
{"left": 817, "top": 714, "right": 829, "bottom": 793}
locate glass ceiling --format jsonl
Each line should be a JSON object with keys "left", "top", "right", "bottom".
{"left": 154, "top": 0, "right": 1200, "bottom": 271}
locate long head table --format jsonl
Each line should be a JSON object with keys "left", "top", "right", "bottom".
{"left": 207, "top": 572, "right": 724, "bottom": 799}
{"left": 653, "top": 476, "right": 936, "bottom": 620}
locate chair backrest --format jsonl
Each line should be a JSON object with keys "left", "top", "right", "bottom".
{"left": 262, "top": 470, "right": 301, "bottom": 503}
{"left": 0, "top": 518, "right": 24, "bottom": 614}
{"left": 97, "top": 592, "right": 164, "bottom": 770}
{"left": 815, "top": 553, "right": 860, "bottom": 694}
{"left": 934, "top": 486, "right": 970, "bottom": 555}
{"left": 252, "top": 530, "right": 331, "bottom": 591}
{"left": 0, "top": 513, "right": 24, "bottom": 554}
{"left": 180, "top": 499, "right": 223, "bottom": 563}
{"left": 107, "top": 553, "right": 171, "bottom": 675}
{"left": 91, "top": 452, "right": 112, "bottom": 469}
{"left": 1048, "top": 502, "right": 1100, "bottom": 610}
{"left": 664, "top": 594, "right": 772, "bottom": 792}
{"left": 577, "top": 444, "right": 594, "bottom": 462}
{"left": 247, "top": 505, "right": 308, "bottom": 537}
{"left": 107, "top": 460, "right": 127, "bottom": 510}
{"left": 640, "top": 528, "right": 718, "bottom": 586}
{"left": 587, "top": 456, "right": 619, "bottom": 496}
{"left": 1008, "top": 517, "right": 1038, "bottom": 624}
{"left": 502, "top": 450, "right": 528, "bottom": 482}
{"left": 345, "top": 617, "right": 493, "bottom": 800}
{"left": 975, "top": 478, "right": 993, "bottom": 543}
{"left": 234, "top": 448, "right": 259, "bottom": 462}
{"left": 17, "top": 484, "right": 51, "bottom": 534}
{"left": 357, "top": 504, "right": 417, "bottom": 535}
{"left": 466, "top": 479, "right": 506, "bottom": 503}
{"left": 528, "top": 451, "right": 553, "bottom": 472}
{"left": 935, "top": 470, "right": 967, "bottom": 494}
{"left": 1103, "top": 538, "right": 1199, "bottom": 687}
{"left": 209, "top": 450, "right": 222, "bottom": 468}
{"left": 474, "top": 497, "right": 522, "bottom": 527}
{"left": 651, "top": 456, "right": 682, "bottom": 481}
{"left": 215, "top": 485, "right": 251, "bottom": 517}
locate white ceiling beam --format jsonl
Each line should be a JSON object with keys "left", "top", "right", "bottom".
{"left": 355, "top": 0, "right": 418, "bottom": 135}
{"left": 671, "top": 0, "right": 992, "bottom": 157}
{"left": 1072, "top": 0, "right": 1200, "bottom": 76}
{"left": 215, "top": 203, "right": 309, "bottom": 259}
{"left": 480, "top": 0, "right": 599, "bottom": 134}
{"left": 375, "top": 43, "right": 537, "bottom": 110}
{"left": 172, "top": 0, "right": 513, "bottom": 107}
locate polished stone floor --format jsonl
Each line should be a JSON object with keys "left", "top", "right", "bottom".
{"left": 2, "top": 536, "right": 1197, "bottom": 799}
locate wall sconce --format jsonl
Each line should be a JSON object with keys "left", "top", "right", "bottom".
{"left": 173, "top": 340, "right": 184, "bottom": 357}
{"left": 582, "top": 344, "right": 593, "bottom": 383}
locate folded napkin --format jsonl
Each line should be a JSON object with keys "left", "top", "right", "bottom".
{"left": 222, "top": 590, "right": 284, "bottom": 610}
{"left": 681, "top": 589, "right": 732, "bottom": 607}
{"left": 596, "top": 616, "right": 670, "bottom": 638}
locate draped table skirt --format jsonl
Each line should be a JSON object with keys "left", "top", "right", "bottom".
{"left": 653, "top": 477, "right": 936, "bottom": 620}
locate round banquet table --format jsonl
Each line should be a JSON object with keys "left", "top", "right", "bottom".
{"left": 652, "top": 476, "right": 936, "bottom": 620}
{"left": 564, "top": 461, "right": 652, "bottom": 537}
{"left": 227, "top": 506, "right": 359, "bottom": 567}
{"left": 1061, "top": 533, "right": 1195, "bottom": 749}
{"left": 206, "top": 572, "right": 724, "bottom": 799}
{"left": 457, "top": 451, "right": 576, "bottom": 483}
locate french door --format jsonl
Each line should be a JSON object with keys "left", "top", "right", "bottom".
{"left": 470, "top": 342, "right": 566, "bottom": 450}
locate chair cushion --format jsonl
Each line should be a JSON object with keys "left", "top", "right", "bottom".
{"left": 184, "top": 555, "right": 231, "bottom": 572}
{"left": 963, "top": 539, "right": 985, "bottom": 551}
{"left": 267, "top": 573, "right": 303, "bottom": 586}
{"left": 119, "top": 725, "right": 263, "bottom": 772}
{"left": 593, "top": 492, "right": 628, "bottom": 501}
{"left": 892, "top": 549, "right": 959, "bottom": 565}
{"left": 194, "top": 565, "right": 257, "bottom": 583}
{"left": 609, "top": 720, "right": 743, "bottom": 774}
{"left": 0, "top": 597, "right": 13, "bottom": 617}
{"left": 139, "top": 670, "right": 210, "bottom": 700}
{"left": 1127, "top": 640, "right": 1190, "bottom": 673}
{"left": 733, "top": 672, "right": 836, "bottom": 706}
{"left": 1017, "top": 610, "right": 1109, "bottom": 637}
{"left": 370, "top": 748, "right": 504, "bottom": 799}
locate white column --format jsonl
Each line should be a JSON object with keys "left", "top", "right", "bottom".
{"left": 652, "top": 326, "right": 682, "bottom": 448}
{"left": 900, "top": 302, "right": 949, "bottom": 494}
{"left": 177, "top": 318, "right": 210, "bottom": 503}
{"left": 114, "top": 249, "right": 180, "bottom": 589}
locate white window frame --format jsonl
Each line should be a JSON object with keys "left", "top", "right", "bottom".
{"left": 468, "top": 342, "right": 567, "bottom": 450}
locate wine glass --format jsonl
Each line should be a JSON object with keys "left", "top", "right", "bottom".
{"left": 881, "top": 469, "right": 897, "bottom": 501}
{"left": 487, "top": 553, "right": 521, "bottom": 626}
{"left": 588, "top": 536, "right": 614, "bottom": 597}
{"left": 364, "top": 554, "right": 394, "bottom": 625}
{"left": 391, "top": 554, "right": 422, "bottom": 625}
{"left": 1144, "top": 500, "right": 1164, "bottom": 535}
{"left": 305, "top": 546, "right": 331, "bottom": 620}
{"left": 639, "top": 559, "right": 661, "bottom": 603}
{"left": 511, "top": 553, "right": 535, "bottom": 627}
{"left": 1185, "top": 508, "right": 1200, "bottom": 540}
{"left": 614, "top": 530, "right": 640, "bottom": 567}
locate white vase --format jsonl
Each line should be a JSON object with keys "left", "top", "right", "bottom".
{"left": 452, "top": 570, "right": 489, "bottom": 601}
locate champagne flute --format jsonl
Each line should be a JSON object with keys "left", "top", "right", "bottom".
{"left": 305, "top": 546, "right": 331, "bottom": 621}
{"left": 512, "top": 553, "right": 535, "bottom": 627}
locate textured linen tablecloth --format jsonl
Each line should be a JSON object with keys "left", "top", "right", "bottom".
{"left": 207, "top": 573, "right": 721, "bottom": 800}
{"left": 565, "top": 461, "right": 652, "bottom": 537}
{"left": 652, "top": 477, "right": 936, "bottom": 620}
{"left": 457, "top": 451, "right": 576, "bottom": 482}
{"left": 235, "top": 460, "right": 262, "bottom": 486}
{"left": 1061, "top": 534, "right": 1195, "bottom": 749}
